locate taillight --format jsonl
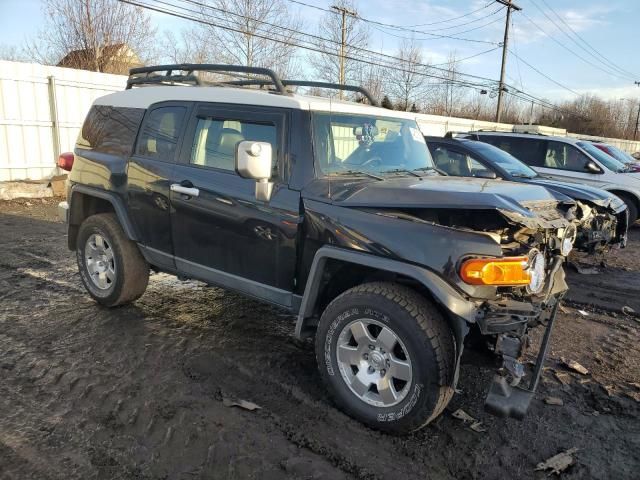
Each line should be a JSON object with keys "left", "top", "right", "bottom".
{"left": 57, "top": 152, "right": 74, "bottom": 171}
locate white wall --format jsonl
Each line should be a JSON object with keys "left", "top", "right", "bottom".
{"left": 0, "top": 60, "right": 126, "bottom": 181}
{"left": 1, "top": 60, "right": 639, "bottom": 182}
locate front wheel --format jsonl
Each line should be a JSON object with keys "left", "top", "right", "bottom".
{"left": 617, "top": 193, "right": 638, "bottom": 225}
{"left": 315, "top": 282, "right": 456, "bottom": 434}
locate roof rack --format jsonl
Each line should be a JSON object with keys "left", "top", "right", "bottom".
{"left": 222, "top": 79, "right": 378, "bottom": 106}
{"left": 126, "top": 64, "right": 288, "bottom": 94}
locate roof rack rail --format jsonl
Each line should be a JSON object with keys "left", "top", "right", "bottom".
{"left": 222, "top": 79, "right": 378, "bottom": 106}
{"left": 126, "top": 64, "right": 288, "bottom": 95}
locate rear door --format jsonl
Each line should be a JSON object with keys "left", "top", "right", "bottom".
{"left": 169, "top": 102, "right": 300, "bottom": 307}
{"left": 127, "top": 102, "right": 191, "bottom": 270}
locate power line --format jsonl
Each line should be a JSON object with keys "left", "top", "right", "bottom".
{"left": 520, "top": 11, "right": 636, "bottom": 81}
{"left": 368, "top": 13, "right": 505, "bottom": 44}
{"left": 284, "top": 0, "right": 496, "bottom": 28}
{"left": 120, "top": 0, "right": 495, "bottom": 88}
{"left": 149, "top": 0, "right": 504, "bottom": 86}
{"left": 430, "top": 47, "right": 502, "bottom": 67}
{"left": 119, "top": 0, "right": 583, "bottom": 120}
{"left": 507, "top": 49, "right": 581, "bottom": 96}
{"left": 532, "top": 0, "right": 639, "bottom": 80}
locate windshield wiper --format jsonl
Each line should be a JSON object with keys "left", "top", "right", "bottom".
{"left": 413, "top": 166, "right": 447, "bottom": 176}
{"left": 381, "top": 168, "right": 422, "bottom": 178}
{"left": 331, "top": 170, "right": 384, "bottom": 181}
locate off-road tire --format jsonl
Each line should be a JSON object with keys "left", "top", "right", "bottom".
{"left": 315, "top": 282, "right": 456, "bottom": 434}
{"left": 76, "top": 213, "right": 149, "bottom": 307}
{"left": 618, "top": 193, "right": 638, "bottom": 225}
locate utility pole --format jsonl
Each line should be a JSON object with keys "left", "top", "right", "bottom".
{"left": 634, "top": 81, "right": 640, "bottom": 141}
{"left": 332, "top": 4, "right": 357, "bottom": 99}
{"left": 495, "top": 0, "right": 521, "bottom": 123}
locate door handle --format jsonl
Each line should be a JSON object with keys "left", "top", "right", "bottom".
{"left": 171, "top": 183, "right": 200, "bottom": 197}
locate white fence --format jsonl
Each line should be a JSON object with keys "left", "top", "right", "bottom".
{"left": 0, "top": 61, "right": 125, "bottom": 181}
{"left": 1, "top": 60, "right": 639, "bottom": 182}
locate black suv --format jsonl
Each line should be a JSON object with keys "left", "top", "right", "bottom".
{"left": 59, "top": 64, "right": 575, "bottom": 433}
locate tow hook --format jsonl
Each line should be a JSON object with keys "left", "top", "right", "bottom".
{"left": 484, "top": 297, "right": 562, "bottom": 420}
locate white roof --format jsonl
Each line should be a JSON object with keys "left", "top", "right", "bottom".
{"left": 93, "top": 85, "right": 418, "bottom": 120}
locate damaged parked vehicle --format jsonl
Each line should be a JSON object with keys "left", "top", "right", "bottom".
{"left": 426, "top": 135, "right": 628, "bottom": 253}
{"left": 59, "top": 64, "right": 576, "bottom": 433}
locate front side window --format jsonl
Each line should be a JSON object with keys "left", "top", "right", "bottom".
{"left": 190, "top": 118, "right": 277, "bottom": 174}
{"left": 577, "top": 141, "right": 627, "bottom": 173}
{"left": 430, "top": 145, "right": 490, "bottom": 177}
{"left": 136, "top": 106, "right": 187, "bottom": 162}
{"left": 543, "top": 141, "right": 591, "bottom": 172}
{"left": 311, "top": 112, "right": 434, "bottom": 176}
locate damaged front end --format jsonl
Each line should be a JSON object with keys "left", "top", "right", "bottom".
{"left": 573, "top": 200, "right": 628, "bottom": 252}
{"left": 376, "top": 198, "right": 574, "bottom": 420}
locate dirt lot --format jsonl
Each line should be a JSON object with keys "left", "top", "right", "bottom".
{"left": 1, "top": 197, "right": 639, "bottom": 480}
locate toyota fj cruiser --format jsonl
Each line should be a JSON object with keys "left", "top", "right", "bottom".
{"left": 59, "top": 64, "right": 576, "bottom": 434}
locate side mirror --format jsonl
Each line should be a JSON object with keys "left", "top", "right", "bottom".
{"left": 236, "top": 141, "right": 273, "bottom": 201}
{"left": 585, "top": 160, "right": 602, "bottom": 174}
{"left": 474, "top": 170, "right": 498, "bottom": 179}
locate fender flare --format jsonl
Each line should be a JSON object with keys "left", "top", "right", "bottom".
{"left": 296, "top": 246, "right": 476, "bottom": 387}
{"left": 68, "top": 184, "right": 139, "bottom": 244}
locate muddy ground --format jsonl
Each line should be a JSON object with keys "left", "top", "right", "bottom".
{"left": 1, "top": 197, "right": 639, "bottom": 480}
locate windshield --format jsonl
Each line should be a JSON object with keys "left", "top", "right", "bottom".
{"left": 604, "top": 144, "right": 636, "bottom": 164}
{"left": 577, "top": 141, "right": 628, "bottom": 173}
{"left": 311, "top": 112, "right": 434, "bottom": 176}
{"left": 470, "top": 141, "right": 538, "bottom": 178}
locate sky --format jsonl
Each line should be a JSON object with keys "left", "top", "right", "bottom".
{"left": 1, "top": 0, "right": 639, "bottom": 103}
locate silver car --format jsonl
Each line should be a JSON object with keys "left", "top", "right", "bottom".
{"left": 466, "top": 132, "right": 640, "bottom": 224}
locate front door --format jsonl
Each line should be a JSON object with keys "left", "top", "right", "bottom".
{"left": 169, "top": 103, "right": 300, "bottom": 307}
{"left": 535, "top": 140, "right": 606, "bottom": 188}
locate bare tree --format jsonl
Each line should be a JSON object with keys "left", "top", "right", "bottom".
{"left": 309, "top": 0, "right": 370, "bottom": 85}
{"left": 0, "top": 44, "right": 27, "bottom": 62}
{"left": 160, "top": 29, "right": 212, "bottom": 65}
{"left": 387, "top": 39, "right": 427, "bottom": 111}
{"left": 194, "top": 0, "right": 302, "bottom": 78}
{"left": 25, "top": 0, "right": 156, "bottom": 73}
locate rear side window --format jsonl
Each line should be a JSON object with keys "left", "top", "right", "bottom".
{"left": 136, "top": 106, "right": 187, "bottom": 162}
{"left": 190, "top": 117, "right": 277, "bottom": 173}
{"left": 77, "top": 105, "right": 145, "bottom": 158}
{"left": 481, "top": 136, "right": 547, "bottom": 167}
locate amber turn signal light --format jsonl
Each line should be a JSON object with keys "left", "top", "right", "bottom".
{"left": 460, "top": 257, "right": 530, "bottom": 286}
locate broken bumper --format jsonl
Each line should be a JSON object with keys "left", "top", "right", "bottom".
{"left": 477, "top": 257, "right": 567, "bottom": 420}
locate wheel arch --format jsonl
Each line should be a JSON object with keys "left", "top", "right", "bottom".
{"left": 296, "top": 246, "right": 477, "bottom": 340}
{"left": 67, "top": 185, "right": 138, "bottom": 250}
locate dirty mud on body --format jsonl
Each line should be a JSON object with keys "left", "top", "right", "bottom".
{"left": 1, "top": 198, "right": 639, "bottom": 480}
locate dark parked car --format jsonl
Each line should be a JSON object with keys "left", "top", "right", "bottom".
{"left": 59, "top": 64, "right": 577, "bottom": 433}
{"left": 425, "top": 136, "right": 628, "bottom": 253}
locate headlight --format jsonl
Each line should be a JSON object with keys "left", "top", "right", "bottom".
{"left": 527, "top": 249, "right": 546, "bottom": 294}
{"left": 560, "top": 225, "right": 577, "bottom": 256}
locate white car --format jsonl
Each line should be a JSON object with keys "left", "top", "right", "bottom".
{"left": 466, "top": 131, "right": 640, "bottom": 223}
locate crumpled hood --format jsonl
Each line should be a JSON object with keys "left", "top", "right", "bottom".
{"left": 526, "top": 178, "right": 626, "bottom": 212}
{"left": 325, "top": 176, "right": 570, "bottom": 219}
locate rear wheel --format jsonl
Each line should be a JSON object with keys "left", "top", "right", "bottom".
{"left": 617, "top": 193, "right": 638, "bottom": 225}
{"left": 76, "top": 213, "right": 149, "bottom": 307}
{"left": 315, "top": 282, "right": 456, "bottom": 434}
